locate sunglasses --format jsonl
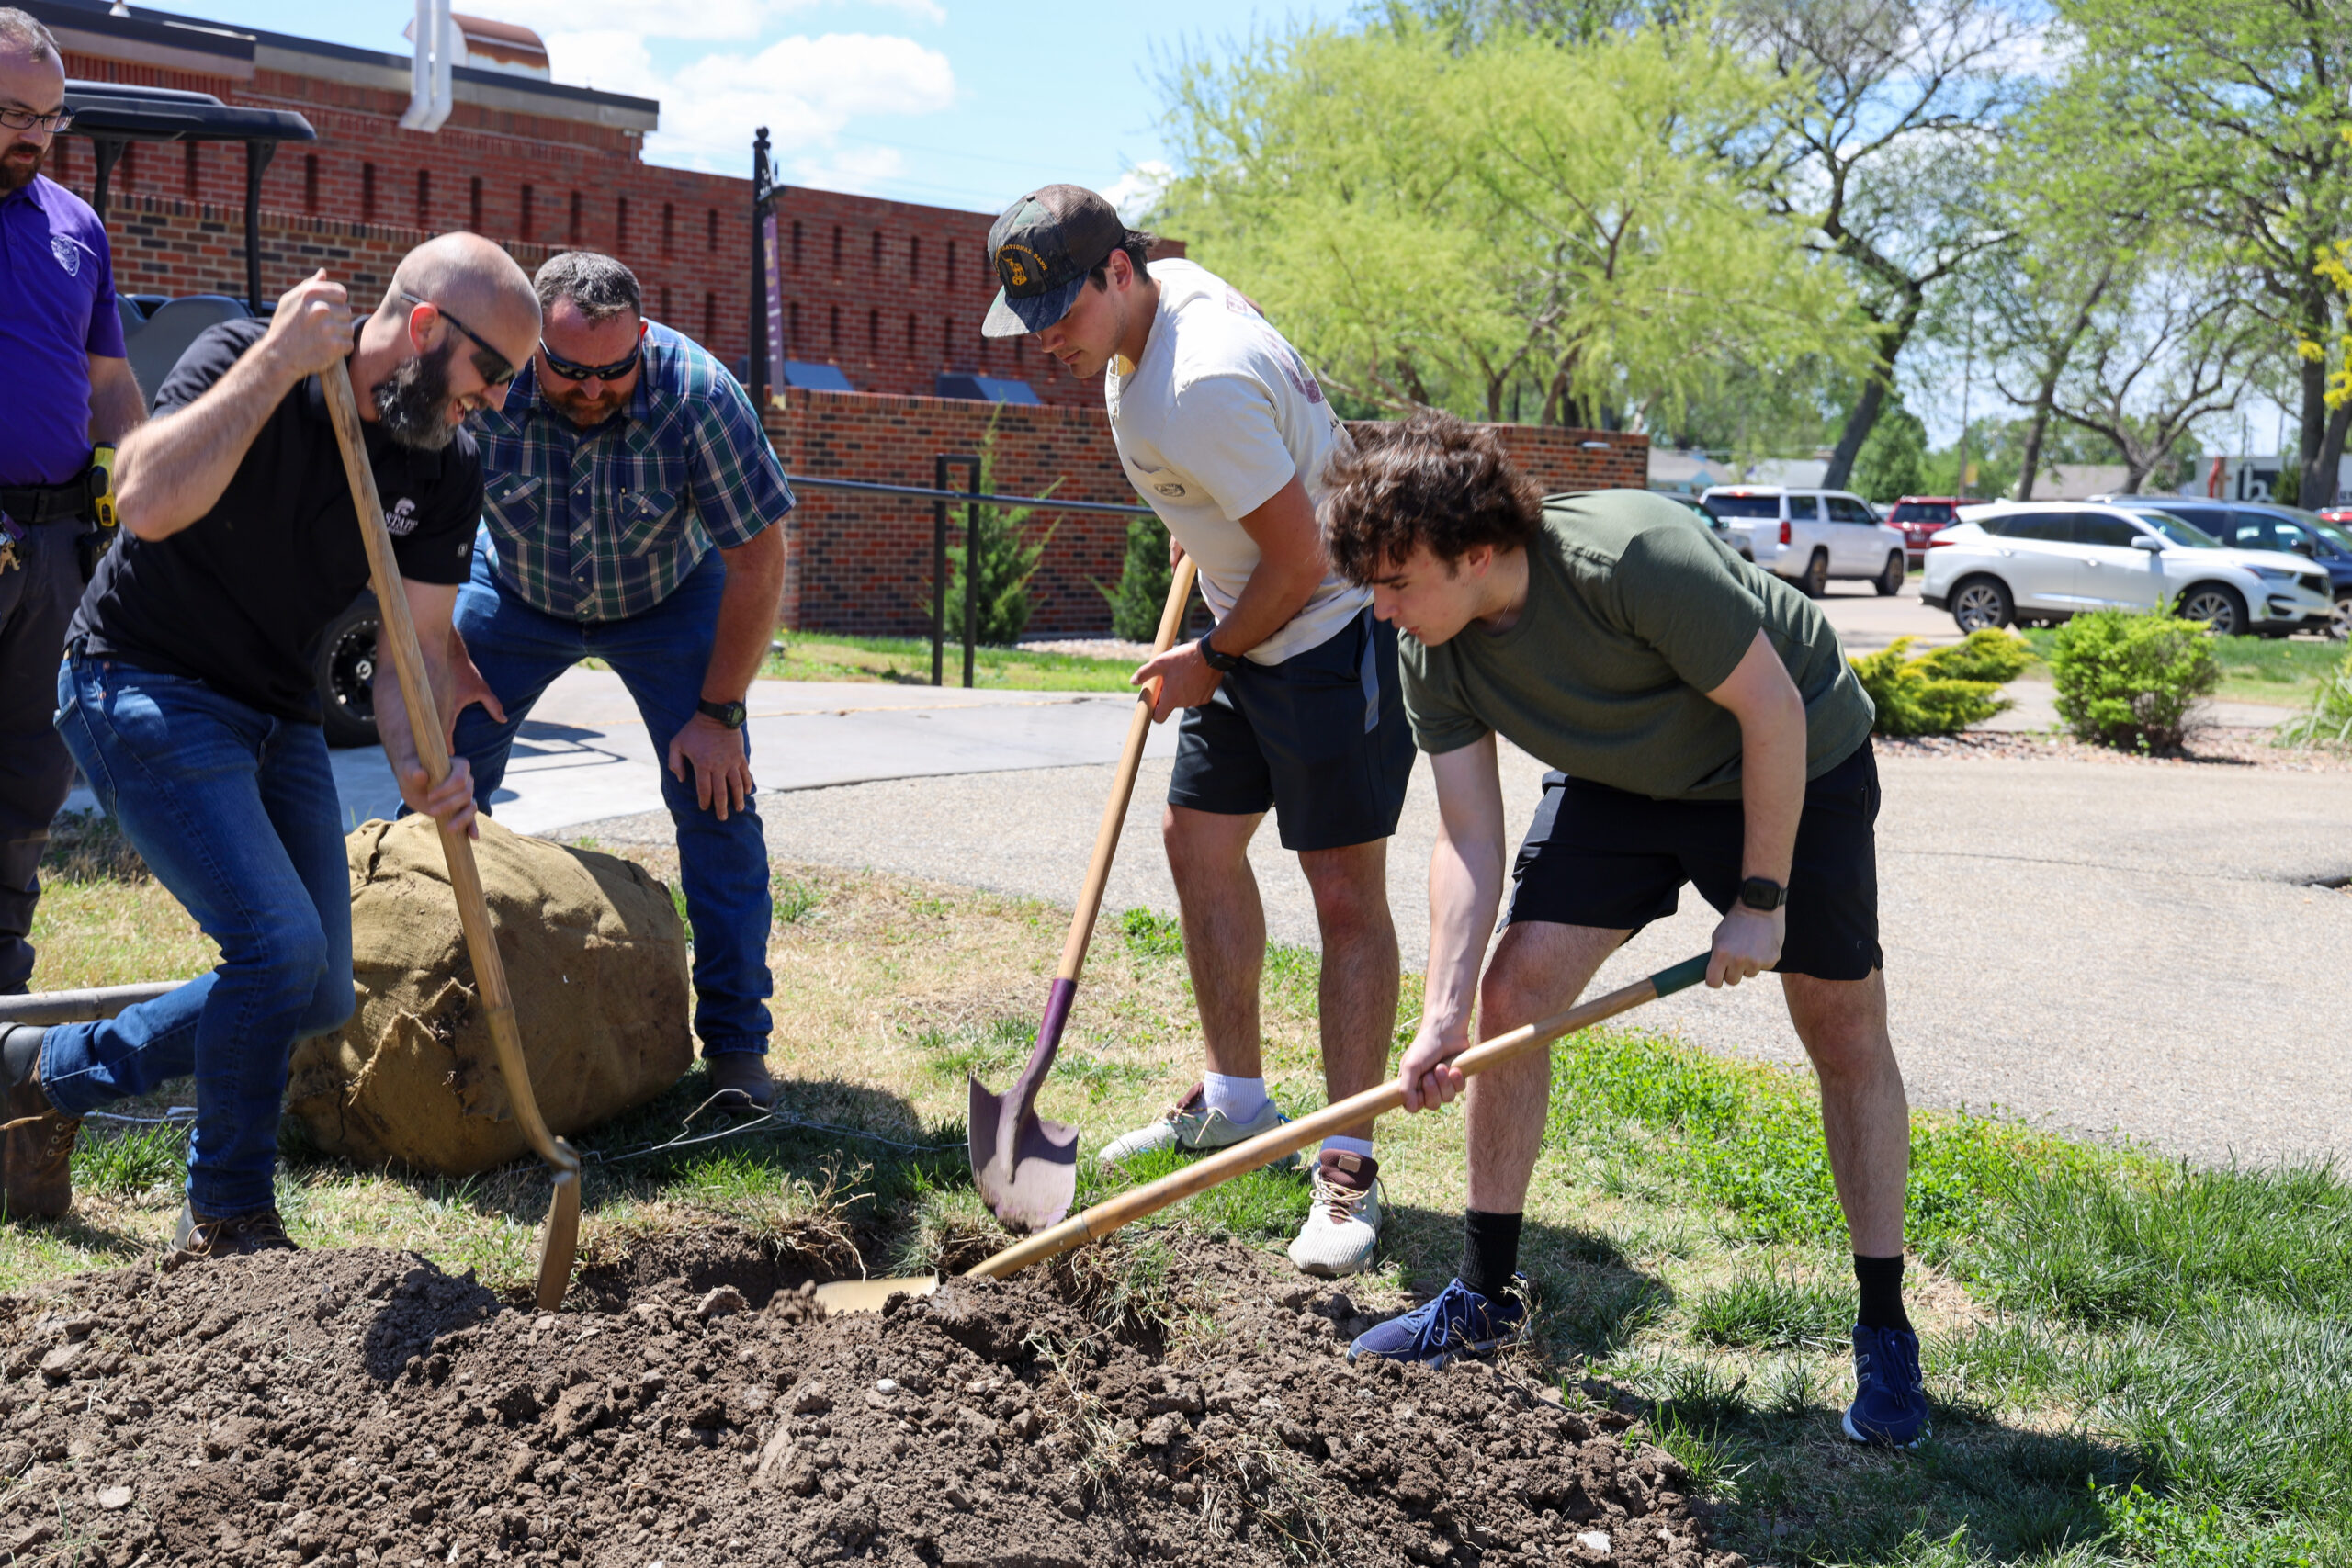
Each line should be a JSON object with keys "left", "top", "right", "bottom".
{"left": 538, "top": 338, "right": 644, "bottom": 386}
{"left": 398, "top": 290, "right": 517, "bottom": 389}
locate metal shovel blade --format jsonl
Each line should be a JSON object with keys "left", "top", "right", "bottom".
{"left": 969, "top": 1072, "right": 1080, "bottom": 1234}
{"left": 812, "top": 1274, "right": 942, "bottom": 1315}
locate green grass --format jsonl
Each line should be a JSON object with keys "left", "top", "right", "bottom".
{"left": 760, "top": 631, "right": 1137, "bottom": 692}
{"left": 2017, "top": 626, "right": 2343, "bottom": 707}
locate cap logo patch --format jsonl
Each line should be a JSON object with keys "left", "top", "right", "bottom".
{"left": 997, "top": 243, "right": 1048, "bottom": 293}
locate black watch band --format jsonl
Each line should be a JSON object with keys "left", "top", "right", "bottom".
{"left": 1196, "top": 634, "right": 1244, "bottom": 674}
{"left": 1736, "top": 876, "right": 1787, "bottom": 912}
{"left": 697, "top": 697, "right": 748, "bottom": 730}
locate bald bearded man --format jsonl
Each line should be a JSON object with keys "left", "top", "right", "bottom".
{"left": 0, "top": 235, "right": 539, "bottom": 1258}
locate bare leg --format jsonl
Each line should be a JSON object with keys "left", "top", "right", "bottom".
{"left": 1162, "top": 805, "right": 1268, "bottom": 1078}
{"left": 1464, "top": 922, "right": 1627, "bottom": 1213}
{"left": 1297, "top": 839, "right": 1398, "bottom": 1143}
{"left": 1781, "top": 969, "right": 1906, "bottom": 1258}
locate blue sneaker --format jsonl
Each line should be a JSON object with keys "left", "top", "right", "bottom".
{"left": 1844, "top": 1323, "right": 1929, "bottom": 1448}
{"left": 1348, "top": 1277, "right": 1527, "bottom": 1368}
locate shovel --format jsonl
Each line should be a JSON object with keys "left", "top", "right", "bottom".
{"left": 823, "top": 951, "right": 1712, "bottom": 1314}
{"left": 320, "top": 359, "right": 583, "bottom": 1312}
{"left": 969, "top": 557, "right": 1200, "bottom": 1234}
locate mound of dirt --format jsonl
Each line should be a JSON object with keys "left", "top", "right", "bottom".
{"left": 0, "top": 1238, "right": 1745, "bottom": 1568}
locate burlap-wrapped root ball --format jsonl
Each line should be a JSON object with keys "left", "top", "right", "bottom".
{"left": 287, "top": 814, "right": 693, "bottom": 1176}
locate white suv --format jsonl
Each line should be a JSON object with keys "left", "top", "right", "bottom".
{"left": 1920, "top": 502, "right": 2335, "bottom": 637}
{"left": 1699, "top": 486, "right": 1909, "bottom": 597}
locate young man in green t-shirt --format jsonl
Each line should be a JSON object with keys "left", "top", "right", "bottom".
{"left": 1320, "top": 412, "right": 1928, "bottom": 1448}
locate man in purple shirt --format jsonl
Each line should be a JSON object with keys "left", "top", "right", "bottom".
{"left": 0, "top": 9, "right": 147, "bottom": 993}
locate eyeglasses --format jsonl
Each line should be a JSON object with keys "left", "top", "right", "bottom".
{"left": 397, "top": 290, "right": 516, "bottom": 389}
{"left": 537, "top": 338, "right": 643, "bottom": 386}
{"left": 0, "top": 107, "right": 73, "bottom": 135}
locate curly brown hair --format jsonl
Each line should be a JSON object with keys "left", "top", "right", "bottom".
{"left": 1321, "top": 412, "right": 1544, "bottom": 584}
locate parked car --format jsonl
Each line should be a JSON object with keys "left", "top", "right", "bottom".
{"left": 1885, "top": 496, "right": 1964, "bottom": 565}
{"left": 1921, "top": 502, "right": 2335, "bottom": 637}
{"left": 1660, "top": 492, "right": 1755, "bottom": 562}
{"left": 1697, "top": 485, "right": 1909, "bottom": 597}
{"left": 2094, "top": 495, "right": 2352, "bottom": 640}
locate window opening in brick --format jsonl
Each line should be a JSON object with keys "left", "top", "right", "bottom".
{"left": 569, "top": 190, "right": 582, "bottom": 243}
{"left": 829, "top": 304, "right": 841, "bottom": 352}
{"left": 362, "top": 163, "right": 378, "bottom": 222}
{"left": 707, "top": 209, "right": 718, "bottom": 253}
{"left": 945, "top": 239, "right": 956, "bottom": 284}
{"left": 303, "top": 154, "right": 321, "bottom": 213}
{"left": 415, "top": 169, "right": 430, "bottom": 229}
{"left": 662, "top": 284, "right": 674, "bottom": 322}
{"left": 905, "top": 313, "right": 916, "bottom": 357}
{"left": 871, "top": 231, "right": 883, "bottom": 272}
{"left": 866, "top": 309, "right": 878, "bottom": 356}
{"left": 183, "top": 141, "right": 198, "bottom": 199}
{"left": 909, "top": 234, "right": 921, "bottom": 280}
{"left": 616, "top": 196, "right": 628, "bottom": 248}
{"left": 789, "top": 299, "right": 800, "bottom": 347}
{"left": 791, "top": 219, "right": 802, "bottom": 271}
{"left": 661, "top": 201, "right": 674, "bottom": 256}
{"left": 521, "top": 184, "right": 535, "bottom": 239}
{"left": 831, "top": 225, "right": 842, "bottom": 270}
{"left": 469, "top": 175, "right": 482, "bottom": 231}
{"left": 119, "top": 142, "right": 132, "bottom": 189}
{"left": 941, "top": 315, "right": 953, "bottom": 359}
{"left": 704, "top": 290, "right": 718, "bottom": 344}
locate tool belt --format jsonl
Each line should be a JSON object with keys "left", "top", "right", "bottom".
{"left": 0, "top": 448, "right": 118, "bottom": 581}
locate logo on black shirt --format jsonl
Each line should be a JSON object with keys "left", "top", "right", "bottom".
{"left": 387, "top": 497, "right": 420, "bottom": 536}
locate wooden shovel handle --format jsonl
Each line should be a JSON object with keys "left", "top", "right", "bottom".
{"left": 317, "top": 359, "right": 577, "bottom": 1181}
{"left": 1052, "top": 556, "right": 1199, "bottom": 983}
{"left": 967, "top": 954, "right": 1713, "bottom": 1280}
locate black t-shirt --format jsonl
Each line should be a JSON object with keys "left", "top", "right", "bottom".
{"left": 70, "top": 318, "right": 481, "bottom": 722}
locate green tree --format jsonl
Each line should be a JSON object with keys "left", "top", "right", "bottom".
{"left": 1849, "top": 398, "right": 1926, "bottom": 502}
{"left": 1154, "top": 17, "right": 1862, "bottom": 428}
{"left": 945, "top": 422, "right": 1055, "bottom": 646}
{"left": 2048, "top": 0, "right": 2352, "bottom": 506}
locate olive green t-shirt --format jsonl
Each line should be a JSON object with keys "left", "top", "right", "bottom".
{"left": 1401, "top": 490, "right": 1875, "bottom": 802}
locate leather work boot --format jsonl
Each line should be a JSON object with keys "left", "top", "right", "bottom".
{"left": 170, "top": 1203, "right": 298, "bottom": 1263}
{"left": 0, "top": 1026, "right": 81, "bottom": 1220}
{"left": 707, "top": 1053, "right": 776, "bottom": 1110}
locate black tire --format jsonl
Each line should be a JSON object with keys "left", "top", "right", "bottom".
{"left": 1797, "top": 547, "right": 1829, "bottom": 598}
{"left": 315, "top": 592, "right": 381, "bottom": 748}
{"left": 1873, "top": 550, "right": 1905, "bottom": 597}
{"left": 1949, "top": 575, "right": 2013, "bottom": 632}
{"left": 2176, "top": 581, "right": 2247, "bottom": 637}
{"left": 2333, "top": 592, "right": 2350, "bottom": 643}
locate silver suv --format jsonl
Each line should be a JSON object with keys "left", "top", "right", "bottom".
{"left": 1700, "top": 486, "right": 1910, "bottom": 598}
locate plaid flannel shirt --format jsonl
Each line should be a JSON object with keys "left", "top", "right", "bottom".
{"left": 471, "top": 320, "right": 793, "bottom": 622}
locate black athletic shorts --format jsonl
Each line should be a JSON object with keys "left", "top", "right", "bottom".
{"left": 1505, "top": 739, "right": 1883, "bottom": 981}
{"left": 1168, "top": 607, "right": 1418, "bottom": 852}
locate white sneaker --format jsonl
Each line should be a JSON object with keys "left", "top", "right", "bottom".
{"left": 1287, "top": 1148, "right": 1382, "bottom": 1277}
{"left": 1098, "top": 1082, "right": 1298, "bottom": 1169}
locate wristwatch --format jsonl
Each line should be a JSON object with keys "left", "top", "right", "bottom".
{"left": 696, "top": 697, "right": 748, "bottom": 730}
{"left": 1736, "top": 876, "right": 1787, "bottom": 912}
{"left": 1196, "top": 633, "right": 1244, "bottom": 674}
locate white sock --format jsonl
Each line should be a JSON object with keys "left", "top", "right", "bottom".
{"left": 1321, "top": 1134, "right": 1375, "bottom": 1162}
{"left": 1202, "top": 1071, "right": 1270, "bottom": 1122}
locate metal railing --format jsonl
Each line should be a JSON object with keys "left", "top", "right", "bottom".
{"left": 783, "top": 463, "right": 1159, "bottom": 688}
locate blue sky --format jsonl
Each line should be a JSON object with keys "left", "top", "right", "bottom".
{"left": 136, "top": 0, "right": 1354, "bottom": 219}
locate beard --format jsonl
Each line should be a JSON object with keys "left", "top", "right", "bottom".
{"left": 0, "top": 139, "right": 43, "bottom": 193}
{"left": 372, "top": 338, "right": 458, "bottom": 451}
{"left": 547, "top": 379, "right": 628, "bottom": 429}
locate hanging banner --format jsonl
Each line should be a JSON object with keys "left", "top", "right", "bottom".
{"left": 761, "top": 208, "right": 786, "bottom": 388}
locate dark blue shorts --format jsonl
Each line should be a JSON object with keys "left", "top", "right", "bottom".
{"left": 1506, "top": 739, "right": 1883, "bottom": 981}
{"left": 1167, "top": 608, "right": 1417, "bottom": 853}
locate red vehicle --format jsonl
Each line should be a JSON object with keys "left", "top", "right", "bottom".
{"left": 2321, "top": 505, "right": 2352, "bottom": 528}
{"left": 1886, "top": 496, "right": 1966, "bottom": 563}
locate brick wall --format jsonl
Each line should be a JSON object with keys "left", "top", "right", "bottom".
{"left": 767, "top": 389, "right": 1648, "bottom": 638}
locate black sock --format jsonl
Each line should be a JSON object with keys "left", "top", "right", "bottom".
{"left": 1854, "top": 1253, "right": 1911, "bottom": 1333}
{"left": 1462, "top": 1210, "right": 1524, "bottom": 1299}
{"left": 1, "top": 1026, "right": 40, "bottom": 1088}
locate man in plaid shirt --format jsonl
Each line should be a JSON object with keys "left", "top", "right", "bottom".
{"left": 454, "top": 252, "right": 793, "bottom": 1107}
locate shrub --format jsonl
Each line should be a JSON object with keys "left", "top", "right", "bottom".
{"left": 1104, "top": 511, "right": 1176, "bottom": 641}
{"left": 2276, "top": 649, "right": 2352, "bottom": 748}
{"left": 1847, "top": 632, "right": 2021, "bottom": 737}
{"left": 944, "top": 419, "right": 1055, "bottom": 646}
{"left": 2047, "top": 608, "right": 2219, "bottom": 750}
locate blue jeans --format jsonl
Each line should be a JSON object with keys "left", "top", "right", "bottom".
{"left": 451, "top": 539, "right": 772, "bottom": 1055}
{"left": 45, "top": 650, "right": 355, "bottom": 1216}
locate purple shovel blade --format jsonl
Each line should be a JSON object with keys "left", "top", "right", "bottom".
{"left": 970, "top": 976, "right": 1080, "bottom": 1232}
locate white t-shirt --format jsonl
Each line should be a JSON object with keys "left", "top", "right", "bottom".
{"left": 1105, "top": 259, "right": 1366, "bottom": 666}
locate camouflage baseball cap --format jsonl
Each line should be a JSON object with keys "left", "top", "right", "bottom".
{"left": 981, "top": 185, "right": 1126, "bottom": 337}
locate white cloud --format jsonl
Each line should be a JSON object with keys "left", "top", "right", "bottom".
{"left": 1098, "top": 160, "right": 1172, "bottom": 223}
{"left": 787, "top": 144, "right": 910, "bottom": 196}
{"left": 540, "top": 29, "right": 957, "bottom": 175}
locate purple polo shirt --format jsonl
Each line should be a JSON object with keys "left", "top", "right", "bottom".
{"left": 0, "top": 173, "right": 125, "bottom": 488}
